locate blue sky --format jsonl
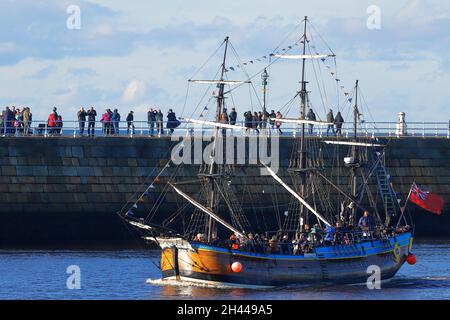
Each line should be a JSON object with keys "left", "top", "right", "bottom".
{"left": 0, "top": 0, "right": 449, "bottom": 123}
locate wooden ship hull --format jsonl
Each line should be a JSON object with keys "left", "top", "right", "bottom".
{"left": 156, "top": 231, "right": 413, "bottom": 288}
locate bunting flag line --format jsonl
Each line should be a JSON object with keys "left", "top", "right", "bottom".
{"left": 223, "top": 38, "right": 309, "bottom": 74}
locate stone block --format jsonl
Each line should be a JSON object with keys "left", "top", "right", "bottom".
{"left": 62, "top": 167, "right": 78, "bottom": 176}
{"left": 71, "top": 146, "right": 84, "bottom": 158}
{"left": 33, "top": 166, "right": 49, "bottom": 176}
{"left": 2, "top": 166, "right": 17, "bottom": 176}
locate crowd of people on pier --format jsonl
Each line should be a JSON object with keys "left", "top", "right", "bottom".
{"left": 0, "top": 106, "right": 34, "bottom": 136}
{"left": 191, "top": 211, "right": 407, "bottom": 256}
{"left": 74, "top": 107, "right": 182, "bottom": 137}
{"left": 1, "top": 105, "right": 346, "bottom": 137}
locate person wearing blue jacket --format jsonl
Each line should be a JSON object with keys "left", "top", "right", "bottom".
{"left": 324, "top": 224, "right": 335, "bottom": 245}
{"left": 111, "top": 109, "right": 121, "bottom": 135}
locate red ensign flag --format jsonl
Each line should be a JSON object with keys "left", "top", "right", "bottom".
{"left": 409, "top": 183, "right": 445, "bottom": 215}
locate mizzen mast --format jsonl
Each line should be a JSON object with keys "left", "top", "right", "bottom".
{"left": 350, "top": 80, "right": 360, "bottom": 224}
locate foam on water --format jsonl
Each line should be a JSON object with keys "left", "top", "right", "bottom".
{"left": 146, "top": 278, "right": 247, "bottom": 290}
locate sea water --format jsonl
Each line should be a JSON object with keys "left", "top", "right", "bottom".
{"left": 0, "top": 239, "right": 449, "bottom": 300}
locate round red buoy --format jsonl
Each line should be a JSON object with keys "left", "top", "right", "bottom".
{"left": 231, "top": 262, "right": 243, "bottom": 273}
{"left": 406, "top": 253, "right": 416, "bottom": 265}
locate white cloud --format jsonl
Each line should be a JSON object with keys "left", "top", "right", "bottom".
{"left": 122, "top": 80, "right": 146, "bottom": 103}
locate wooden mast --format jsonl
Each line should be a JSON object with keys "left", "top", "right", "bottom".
{"left": 351, "top": 80, "right": 359, "bottom": 225}
{"left": 299, "top": 16, "right": 309, "bottom": 229}
{"left": 206, "top": 36, "right": 229, "bottom": 242}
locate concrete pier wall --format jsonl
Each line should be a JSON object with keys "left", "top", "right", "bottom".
{"left": 0, "top": 136, "right": 448, "bottom": 247}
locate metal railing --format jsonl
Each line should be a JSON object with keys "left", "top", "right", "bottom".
{"left": 0, "top": 120, "right": 449, "bottom": 138}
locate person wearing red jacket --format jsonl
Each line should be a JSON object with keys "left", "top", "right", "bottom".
{"left": 47, "top": 108, "right": 58, "bottom": 135}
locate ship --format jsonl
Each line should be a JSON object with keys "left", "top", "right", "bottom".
{"left": 120, "top": 17, "right": 416, "bottom": 288}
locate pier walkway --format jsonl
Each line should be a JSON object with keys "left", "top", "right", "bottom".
{"left": 1, "top": 120, "right": 449, "bottom": 138}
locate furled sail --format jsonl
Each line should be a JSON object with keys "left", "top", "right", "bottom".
{"left": 274, "top": 118, "right": 333, "bottom": 126}
{"left": 169, "top": 183, "right": 246, "bottom": 239}
{"left": 263, "top": 164, "right": 331, "bottom": 226}
{"left": 323, "top": 141, "right": 384, "bottom": 147}
{"left": 128, "top": 220, "right": 153, "bottom": 231}
{"left": 273, "top": 54, "right": 335, "bottom": 60}
{"left": 183, "top": 118, "right": 247, "bottom": 130}
{"left": 188, "top": 80, "right": 250, "bottom": 85}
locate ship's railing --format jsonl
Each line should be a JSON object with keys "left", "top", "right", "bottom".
{"left": 1, "top": 120, "right": 449, "bottom": 138}
{"left": 191, "top": 226, "right": 409, "bottom": 256}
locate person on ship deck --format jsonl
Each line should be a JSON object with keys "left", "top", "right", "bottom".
{"left": 227, "top": 233, "right": 240, "bottom": 250}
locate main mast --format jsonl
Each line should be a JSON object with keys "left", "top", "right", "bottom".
{"left": 299, "top": 16, "right": 308, "bottom": 168}
{"left": 298, "top": 16, "right": 309, "bottom": 228}
{"left": 206, "top": 36, "right": 229, "bottom": 241}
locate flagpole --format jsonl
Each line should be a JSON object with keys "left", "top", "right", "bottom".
{"left": 396, "top": 180, "right": 415, "bottom": 228}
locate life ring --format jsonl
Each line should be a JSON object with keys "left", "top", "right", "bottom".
{"left": 393, "top": 242, "right": 401, "bottom": 263}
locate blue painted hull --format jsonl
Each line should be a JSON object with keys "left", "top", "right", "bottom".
{"left": 160, "top": 232, "right": 413, "bottom": 287}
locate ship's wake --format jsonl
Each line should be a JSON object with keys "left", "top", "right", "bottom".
{"left": 146, "top": 278, "right": 265, "bottom": 290}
